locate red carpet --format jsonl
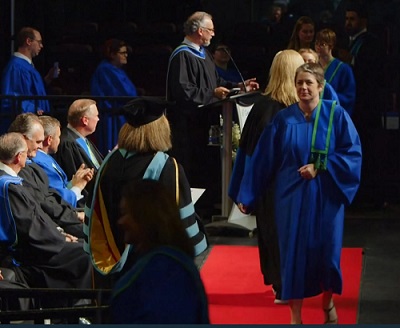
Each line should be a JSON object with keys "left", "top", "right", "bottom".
{"left": 200, "top": 245, "right": 362, "bottom": 324}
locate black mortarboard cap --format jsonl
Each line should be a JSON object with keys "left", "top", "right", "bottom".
{"left": 122, "top": 97, "right": 170, "bottom": 127}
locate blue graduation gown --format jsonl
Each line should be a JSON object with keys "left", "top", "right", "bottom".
{"left": 237, "top": 100, "right": 362, "bottom": 300}
{"left": 1, "top": 56, "right": 50, "bottom": 114}
{"left": 91, "top": 60, "right": 138, "bottom": 154}
{"left": 111, "top": 246, "right": 209, "bottom": 324}
{"left": 32, "top": 150, "right": 78, "bottom": 207}
{"left": 324, "top": 58, "right": 356, "bottom": 115}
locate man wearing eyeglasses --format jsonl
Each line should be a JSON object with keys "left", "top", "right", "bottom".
{"left": 1, "top": 27, "right": 59, "bottom": 129}
{"left": 166, "top": 11, "right": 259, "bottom": 215}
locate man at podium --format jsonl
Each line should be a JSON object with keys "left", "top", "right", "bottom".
{"left": 166, "top": 11, "right": 258, "bottom": 217}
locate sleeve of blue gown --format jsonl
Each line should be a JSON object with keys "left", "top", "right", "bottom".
{"left": 228, "top": 147, "right": 246, "bottom": 203}
{"left": 2, "top": 67, "right": 36, "bottom": 113}
{"left": 236, "top": 123, "right": 277, "bottom": 212}
{"left": 323, "top": 82, "right": 340, "bottom": 105}
{"left": 326, "top": 107, "right": 362, "bottom": 205}
{"left": 335, "top": 64, "right": 356, "bottom": 116}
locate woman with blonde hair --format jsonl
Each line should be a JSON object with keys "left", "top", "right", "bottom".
{"left": 229, "top": 49, "right": 304, "bottom": 303}
{"left": 85, "top": 97, "right": 208, "bottom": 289}
{"left": 236, "top": 63, "right": 361, "bottom": 324}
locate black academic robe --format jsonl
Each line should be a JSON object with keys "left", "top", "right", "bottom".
{"left": 19, "top": 162, "right": 84, "bottom": 238}
{"left": 166, "top": 45, "right": 234, "bottom": 189}
{"left": 53, "top": 127, "right": 104, "bottom": 182}
{"left": 0, "top": 170, "right": 92, "bottom": 290}
{"left": 229, "top": 95, "right": 284, "bottom": 292}
{"left": 87, "top": 151, "right": 207, "bottom": 255}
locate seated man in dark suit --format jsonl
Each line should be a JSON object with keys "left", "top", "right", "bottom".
{"left": 0, "top": 132, "right": 92, "bottom": 291}
{"left": 8, "top": 113, "right": 84, "bottom": 238}
{"left": 53, "top": 99, "right": 103, "bottom": 185}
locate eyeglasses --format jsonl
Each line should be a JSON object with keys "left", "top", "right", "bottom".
{"left": 315, "top": 42, "right": 329, "bottom": 48}
{"left": 200, "top": 26, "right": 215, "bottom": 33}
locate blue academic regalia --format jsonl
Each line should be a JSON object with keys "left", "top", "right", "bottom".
{"left": 324, "top": 58, "right": 356, "bottom": 116}
{"left": 216, "top": 66, "right": 242, "bottom": 83}
{"left": 32, "top": 150, "right": 78, "bottom": 208}
{"left": 1, "top": 56, "right": 50, "bottom": 133}
{"left": 237, "top": 100, "right": 362, "bottom": 300}
{"left": 91, "top": 60, "right": 138, "bottom": 154}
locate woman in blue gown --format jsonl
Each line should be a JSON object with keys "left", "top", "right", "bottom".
{"left": 315, "top": 28, "right": 356, "bottom": 115}
{"left": 91, "top": 39, "right": 138, "bottom": 154}
{"left": 236, "top": 63, "right": 362, "bottom": 324}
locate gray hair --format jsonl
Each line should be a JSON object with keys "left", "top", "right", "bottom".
{"left": 0, "top": 132, "right": 27, "bottom": 164}
{"left": 8, "top": 113, "right": 43, "bottom": 139}
{"left": 183, "top": 11, "right": 212, "bottom": 36}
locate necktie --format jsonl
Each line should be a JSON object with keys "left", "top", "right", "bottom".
{"left": 86, "top": 139, "right": 100, "bottom": 169}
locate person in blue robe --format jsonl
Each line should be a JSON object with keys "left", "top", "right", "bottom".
{"left": 229, "top": 50, "right": 305, "bottom": 304}
{"left": 91, "top": 39, "right": 138, "bottom": 154}
{"left": 236, "top": 63, "right": 362, "bottom": 324}
{"left": 316, "top": 28, "right": 356, "bottom": 115}
{"left": 1, "top": 27, "right": 58, "bottom": 133}
{"left": 110, "top": 179, "right": 209, "bottom": 324}
{"left": 298, "top": 48, "right": 341, "bottom": 105}
{"left": 32, "top": 116, "right": 94, "bottom": 208}
{"left": 211, "top": 42, "right": 243, "bottom": 83}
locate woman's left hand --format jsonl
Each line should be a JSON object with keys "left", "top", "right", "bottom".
{"left": 298, "top": 164, "right": 318, "bottom": 180}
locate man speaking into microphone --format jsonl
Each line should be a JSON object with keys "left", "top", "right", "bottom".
{"left": 166, "top": 11, "right": 259, "bottom": 217}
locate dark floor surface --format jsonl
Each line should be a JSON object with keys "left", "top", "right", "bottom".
{"left": 196, "top": 202, "right": 400, "bottom": 324}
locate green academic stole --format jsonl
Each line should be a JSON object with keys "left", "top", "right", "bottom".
{"left": 309, "top": 100, "right": 336, "bottom": 171}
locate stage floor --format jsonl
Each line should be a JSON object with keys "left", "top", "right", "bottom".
{"left": 197, "top": 203, "right": 400, "bottom": 324}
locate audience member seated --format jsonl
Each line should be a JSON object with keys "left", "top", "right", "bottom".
{"left": 287, "top": 16, "right": 315, "bottom": 51}
{"left": 211, "top": 41, "right": 243, "bottom": 83}
{"left": 91, "top": 39, "right": 138, "bottom": 154}
{"left": 32, "top": 115, "right": 94, "bottom": 208}
{"left": 52, "top": 99, "right": 103, "bottom": 187}
{"left": 0, "top": 132, "right": 92, "bottom": 292}
{"left": 8, "top": 113, "right": 85, "bottom": 238}
{"left": 84, "top": 97, "right": 208, "bottom": 288}
{"left": 110, "top": 179, "right": 209, "bottom": 324}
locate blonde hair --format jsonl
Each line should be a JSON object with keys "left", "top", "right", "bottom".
{"left": 118, "top": 115, "right": 172, "bottom": 152}
{"left": 67, "top": 99, "right": 96, "bottom": 126}
{"left": 264, "top": 50, "right": 304, "bottom": 107}
{"left": 298, "top": 48, "right": 318, "bottom": 63}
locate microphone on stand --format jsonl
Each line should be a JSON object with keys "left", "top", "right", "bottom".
{"left": 223, "top": 47, "right": 247, "bottom": 93}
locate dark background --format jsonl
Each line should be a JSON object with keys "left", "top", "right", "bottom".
{"left": 1, "top": 0, "right": 399, "bottom": 96}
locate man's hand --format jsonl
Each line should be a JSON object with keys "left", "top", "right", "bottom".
{"left": 214, "top": 86, "right": 230, "bottom": 99}
{"left": 71, "top": 163, "right": 94, "bottom": 190}
{"left": 241, "top": 78, "right": 259, "bottom": 92}
{"left": 76, "top": 211, "right": 85, "bottom": 223}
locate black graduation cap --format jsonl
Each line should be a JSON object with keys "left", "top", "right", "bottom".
{"left": 122, "top": 97, "right": 171, "bottom": 127}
